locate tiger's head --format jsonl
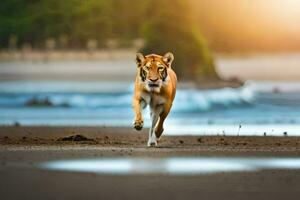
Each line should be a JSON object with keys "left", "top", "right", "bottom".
{"left": 135, "top": 52, "right": 174, "bottom": 92}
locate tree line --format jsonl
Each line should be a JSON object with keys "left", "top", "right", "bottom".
{"left": 0, "top": 0, "right": 218, "bottom": 80}
{"left": 0, "top": 0, "right": 147, "bottom": 49}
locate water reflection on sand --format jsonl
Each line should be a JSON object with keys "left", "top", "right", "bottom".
{"left": 40, "top": 157, "right": 300, "bottom": 175}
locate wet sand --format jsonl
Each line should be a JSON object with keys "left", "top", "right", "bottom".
{"left": 1, "top": 126, "right": 300, "bottom": 151}
{"left": 1, "top": 126, "right": 300, "bottom": 200}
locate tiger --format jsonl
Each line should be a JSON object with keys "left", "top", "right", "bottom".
{"left": 132, "top": 52, "right": 177, "bottom": 147}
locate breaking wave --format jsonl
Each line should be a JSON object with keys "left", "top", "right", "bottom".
{"left": 0, "top": 82, "right": 255, "bottom": 112}
{"left": 1, "top": 80, "right": 300, "bottom": 114}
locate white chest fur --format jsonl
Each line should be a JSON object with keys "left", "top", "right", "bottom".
{"left": 140, "top": 92, "right": 166, "bottom": 109}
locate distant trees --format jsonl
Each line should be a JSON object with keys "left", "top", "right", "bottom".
{"left": 0, "top": 0, "right": 219, "bottom": 80}
{"left": 141, "top": 0, "right": 218, "bottom": 80}
{"left": 0, "top": 0, "right": 146, "bottom": 49}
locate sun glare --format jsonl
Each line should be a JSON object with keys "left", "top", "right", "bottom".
{"left": 264, "top": 0, "right": 300, "bottom": 26}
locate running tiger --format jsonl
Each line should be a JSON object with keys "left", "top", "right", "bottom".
{"left": 132, "top": 52, "right": 177, "bottom": 147}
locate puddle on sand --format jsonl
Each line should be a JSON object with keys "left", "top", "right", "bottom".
{"left": 40, "top": 157, "right": 300, "bottom": 175}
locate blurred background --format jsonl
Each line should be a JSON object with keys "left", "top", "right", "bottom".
{"left": 1, "top": 0, "right": 300, "bottom": 136}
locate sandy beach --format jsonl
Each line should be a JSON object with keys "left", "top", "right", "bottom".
{"left": 2, "top": 1, "right": 300, "bottom": 199}
{"left": 1, "top": 126, "right": 300, "bottom": 200}
{"left": 1, "top": 126, "right": 300, "bottom": 150}
{"left": 2, "top": 51, "right": 300, "bottom": 81}
{"left": 1, "top": 52, "right": 300, "bottom": 200}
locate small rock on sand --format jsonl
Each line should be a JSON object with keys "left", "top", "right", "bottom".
{"left": 57, "top": 134, "right": 94, "bottom": 142}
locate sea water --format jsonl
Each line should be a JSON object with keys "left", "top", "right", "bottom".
{"left": 1, "top": 80, "right": 300, "bottom": 136}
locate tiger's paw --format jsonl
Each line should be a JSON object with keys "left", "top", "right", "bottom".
{"left": 133, "top": 119, "right": 143, "bottom": 131}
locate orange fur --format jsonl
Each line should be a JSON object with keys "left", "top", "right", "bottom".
{"left": 132, "top": 52, "right": 177, "bottom": 147}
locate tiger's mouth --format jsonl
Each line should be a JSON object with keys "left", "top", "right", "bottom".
{"left": 148, "top": 83, "right": 159, "bottom": 88}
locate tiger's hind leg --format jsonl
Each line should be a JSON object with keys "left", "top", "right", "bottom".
{"left": 147, "top": 104, "right": 163, "bottom": 147}
{"left": 155, "top": 102, "right": 172, "bottom": 140}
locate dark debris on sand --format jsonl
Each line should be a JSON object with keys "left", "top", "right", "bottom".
{"left": 57, "top": 134, "right": 94, "bottom": 142}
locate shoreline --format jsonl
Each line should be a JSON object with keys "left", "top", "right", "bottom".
{"left": 1, "top": 126, "right": 299, "bottom": 154}
{"left": 1, "top": 51, "right": 300, "bottom": 83}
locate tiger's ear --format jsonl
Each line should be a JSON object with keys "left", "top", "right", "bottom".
{"left": 162, "top": 52, "right": 174, "bottom": 67}
{"left": 135, "top": 53, "right": 145, "bottom": 67}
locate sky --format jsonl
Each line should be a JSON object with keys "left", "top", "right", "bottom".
{"left": 191, "top": 0, "right": 300, "bottom": 51}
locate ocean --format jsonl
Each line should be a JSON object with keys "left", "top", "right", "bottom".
{"left": 1, "top": 80, "right": 300, "bottom": 136}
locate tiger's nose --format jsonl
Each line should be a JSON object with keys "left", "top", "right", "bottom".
{"left": 149, "top": 78, "right": 159, "bottom": 82}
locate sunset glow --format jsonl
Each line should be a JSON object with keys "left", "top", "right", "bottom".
{"left": 191, "top": 0, "right": 300, "bottom": 51}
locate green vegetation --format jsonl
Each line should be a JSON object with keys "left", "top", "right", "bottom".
{"left": 0, "top": 0, "right": 218, "bottom": 80}
{"left": 141, "top": 0, "right": 218, "bottom": 80}
{"left": 0, "top": 0, "right": 145, "bottom": 48}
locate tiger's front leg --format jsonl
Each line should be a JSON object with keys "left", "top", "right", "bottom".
{"left": 132, "top": 98, "right": 144, "bottom": 131}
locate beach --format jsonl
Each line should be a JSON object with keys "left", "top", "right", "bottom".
{"left": 1, "top": 126, "right": 300, "bottom": 150}
{"left": 3, "top": 0, "right": 300, "bottom": 198}
{"left": 1, "top": 53, "right": 300, "bottom": 199}
{"left": 1, "top": 126, "right": 300, "bottom": 200}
